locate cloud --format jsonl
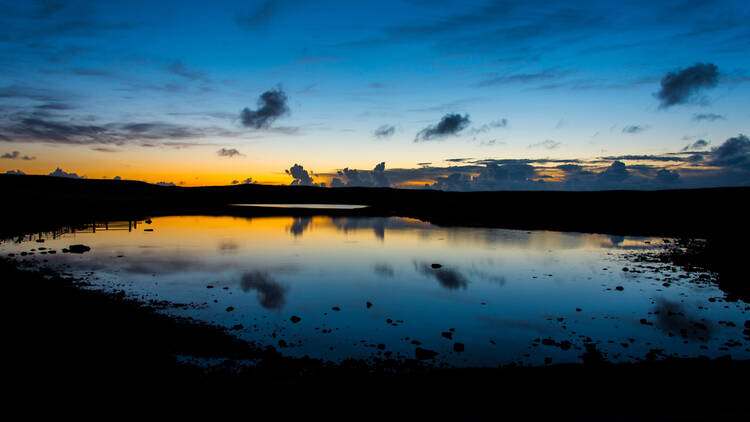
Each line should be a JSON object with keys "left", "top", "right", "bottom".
{"left": 0, "top": 112, "right": 226, "bottom": 146}
{"left": 692, "top": 113, "right": 724, "bottom": 122}
{"left": 232, "top": 178, "right": 253, "bottom": 185}
{"left": 622, "top": 125, "right": 646, "bottom": 134}
{"left": 217, "top": 148, "right": 242, "bottom": 158}
{"left": 332, "top": 162, "right": 391, "bottom": 187}
{"left": 478, "top": 69, "right": 561, "bottom": 87}
{"left": 470, "top": 119, "right": 508, "bottom": 134}
{"left": 656, "top": 63, "right": 719, "bottom": 108}
{"left": 155, "top": 181, "right": 176, "bottom": 187}
{"left": 1, "top": 151, "right": 35, "bottom": 160}
{"left": 415, "top": 113, "right": 470, "bottom": 141}
{"left": 374, "top": 124, "right": 395, "bottom": 138}
{"left": 235, "top": 0, "right": 280, "bottom": 30}
{"left": 286, "top": 163, "right": 315, "bottom": 185}
{"left": 598, "top": 161, "right": 629, "bottom": 182}
{"left": 163, "top": 61, "right": 206, "bottom": 80}
{"left": 239, "top": 271, "right": 289, "bottom": 310}
{"left": 529, "top": 139, "right": 560, "bottom": 149}
{"left": 5, "top": 169, "right": 25, "bottom": 175}
{"left": 655, "top": 168, "right": 680, "bottom": 184}
{"left": 48, "top": 167, "right": 83, "bottom": 179}
{"left": 708, "top": 134, "right": 750, "bottom": 170}
{"left": 240, "top": 88, "right": 289, "bottom": 129}
{"left": 372, "top": 161, "right": 389, "bottom": 187}
{"left": 682, "top": 139, "right": 709, "bottom": 151}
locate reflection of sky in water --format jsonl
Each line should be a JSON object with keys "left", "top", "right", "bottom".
{"left": 3, "top": 216, "right": 748, "bottom": 367}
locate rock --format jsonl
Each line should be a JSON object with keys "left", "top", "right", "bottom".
{"left": 541, "top": 339, "right": 556, "bottom": 346}
{"left": 441, "top": 331, "right": 453, "bottom": 340}
{"left": 206, "top": 285, "right": 214, "bottom": 289}
{"left": 615, "top": 286, "right": 624, "bottom": 291}
{"left": 576, "top": 308, "right": 582, "bottom": 312}
{"left": 622, "top": 267, "right": 628, "bottom": 272}
{"left": 377, "top": 344, "right": 386, "bottom": 350}
{"left": 544, "top": 357, "right": 552, "bottom": 364}
{"left": 453, "top": 342, "right": 464, "bottom": 352}
{"left": 332, "top": 306, "right": 341, "bottom": 311}
{"left": 231, "top": 324, "right": 243, "bottom": 330}
{"left": 278, "top": 340, "right": 288, "bottom": 348}
{"left": 225, "top": 306, "right": 234, "bottom": 312}
{"left": 366, "top": 301, "right": 373, "bottom": 309}
{"left": 290, "top": 315, "right": 301, "bottom": 323}
{"left": 559, "top": 340, "right": 572, "bottom": 350}
{"left": 431, "top": 263, "right": 442, "bottom": 269}
{"left": 68, "top": 244, "right": 91, "bottom": 254}
{"left": 415, "top": 347, "right": 438, "bottom": 360}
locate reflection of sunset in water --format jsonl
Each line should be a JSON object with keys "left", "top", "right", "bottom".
{"left": 2, "top": 215, "right": 747, "bottom": 367}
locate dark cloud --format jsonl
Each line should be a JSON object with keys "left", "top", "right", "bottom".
{"left": 286, "top": 163, "right": 315, "bottom": 185}
{"left": 682, "top": 139, "right": 709, "bottom": 151}
{"left": 655, "top": 168, "right": 680, "bottom": 184}
{"left": 48, "top": 167, "right": 83, "bottom": 179}
{"left": 217, "top": 148, "right": 242, "bottom": 158}
{"left": 656, "top": 63, "right": 719, "bottom": 108}
{"left": 692, "top": 113, "right": 724, "bottom": 122}
{"left": 529, "top": 139, "right": 560, "bottom": 149}
{"left": 374, "top": 124, "right": 395, "bottom": 138}
{"left": 332, "top": 162, "right": 391, "bottom": 187}
{"left": 598, "top": 161, "right": 629, "bottom": 182}
{"left": 372, "top": 162, "right": 389, "bottom": 187}
{"left": 1, "top": 151, "right": 35, "bottom": 160}
{"left": 155, "top": 181, "right": 176, "bottom": 187}
{"left": 240, "top": 88, "right": 289, "bottom": 129}
{"left": 415, "top": 113, "right": 470, "bottom": 141}
{"left": 0, "top": 112, "right": 226, "bottom": 146}
{"left": 708, "top": 134, "right": 750, "bottom": 170}
{"left": 5, "top": 169, "right": 25, "bottom": 175}
{"left": 240, "top": 271, "right": 289, "bottom": 310}
{"left": 622, "top": 125, "right": 646, "bottom": 134}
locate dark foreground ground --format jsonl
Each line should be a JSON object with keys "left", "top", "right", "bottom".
{"left": 3, "top": 175, "right": 749, "bottom": 417}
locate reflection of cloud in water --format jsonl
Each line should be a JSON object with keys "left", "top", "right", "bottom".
{"left": 373, "top": 263, "right": 395, "bottom": 277}
{"left": 287, "top": 217, "right": 312, "bottom": 237}
{"left": 328, "top": 217, "right": 426, "bottom": 240}
{"left": 120, "top": 256, "right": 206, "bottom": 274}
{"left": 653, "top": 298, "right": 712, "bottom": 341}
{"left": 415, "top": 262, "right": 468, "bottom": 290}
{"left": 468, "top": 269, "right": 505, "bottom": 286}
{"left": 608, "top": 235, "right": 625, "bottom": 246}
{"left": 218, "top": 240, "right": 238, "bottom": 253}
{"left": 240, "top": 271, "right": 289, "bottom": 310}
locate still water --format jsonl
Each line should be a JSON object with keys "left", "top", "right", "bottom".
{"left": 3, "top": 215, "right": 748, "bottom": 366}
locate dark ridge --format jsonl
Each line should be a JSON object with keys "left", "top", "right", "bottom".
{"left": 1, "top": 174, "right": 748, "bottom": 239}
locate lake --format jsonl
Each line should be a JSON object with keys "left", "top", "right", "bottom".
{"left": 3, "top": 215, "right": 748, "bottom": 366}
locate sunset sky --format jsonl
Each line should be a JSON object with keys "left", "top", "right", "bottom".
{"left": 1, "top": 0, "right": 749, "bottom": 189}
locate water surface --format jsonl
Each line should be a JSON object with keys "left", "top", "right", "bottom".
{"left": 3, "top": 215, "right": 748, "bottom": 366}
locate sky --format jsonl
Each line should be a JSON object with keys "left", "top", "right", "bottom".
{"left": 1, "top": 0, "right": 749, "bottom": 190}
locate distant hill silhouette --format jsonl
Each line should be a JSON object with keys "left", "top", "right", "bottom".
{"left": 1, "top": 174, "right": 747, "bottom": 240}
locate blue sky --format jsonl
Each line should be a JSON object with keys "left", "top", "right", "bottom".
{"left": 1, "top": 0, "right": 749, "bottom": 189}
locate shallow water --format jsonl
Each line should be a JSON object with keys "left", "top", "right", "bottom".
{"left": 3, "top": 215, "right": 748, "bottom": 366}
